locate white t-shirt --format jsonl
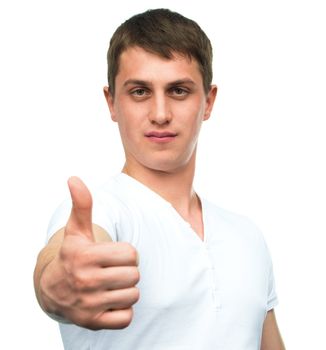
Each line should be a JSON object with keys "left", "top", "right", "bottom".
{"left": 47, "top": 173, "right": 278, "bottom": 350}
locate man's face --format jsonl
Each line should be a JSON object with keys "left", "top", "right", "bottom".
{"left": 104, "top": 46, "right": 217, "bottom": 174}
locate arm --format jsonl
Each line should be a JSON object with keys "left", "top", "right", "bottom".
{"left": 261, "top": 309, "right": 286, "bottom": 350}
{"left": 33, "top": 177, "right": 140, "bottom": 330}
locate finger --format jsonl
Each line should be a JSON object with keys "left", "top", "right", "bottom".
{"left": 86, "top": 242, "right": 139, "bottom": 267}
{"left": 65, "top": 176, "right": 94, "bottom": 241}
{"left": 97, "top": 266, "right": 140, "bottom": 290}
{"left": 82, "top": 288, "right": 140, "bottom": 312}
{"left": 69, "top": 265, "right": 140, "bottom": 293}
{"left": 103, "top": 287, "right": 140, "bottom": 311}
{"left": 94, "top": 308, "right": 134, "bottom": 330}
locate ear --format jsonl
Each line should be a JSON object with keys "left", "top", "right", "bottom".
{"left": 203, "top": 85, "right": 218, "bottom": 121}
{"left": 103, "top": 86, "right": 117, "bottom": 122}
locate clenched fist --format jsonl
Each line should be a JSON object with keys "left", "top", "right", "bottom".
{"left": 35, "top": 177, "right": 140, "bottom": 330}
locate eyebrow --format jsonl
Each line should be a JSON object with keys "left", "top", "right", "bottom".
{"left": 166, "top": 79, "right": 196, "bottom": 88}
{"left": 123, "top": 79, "right": 150, "bottom": 87}
{"left": 123, "top": 78, "right": 197, "bottom": 88}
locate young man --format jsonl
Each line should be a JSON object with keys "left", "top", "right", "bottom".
{"left": 34, "top": 9, "right": 285, "bottom": 349}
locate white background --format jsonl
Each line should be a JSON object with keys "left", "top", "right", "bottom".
{"left": 1, "top": 0, "right": 325, "bottom": 348}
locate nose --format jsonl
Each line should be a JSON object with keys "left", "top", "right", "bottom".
{"left": 149, "top": 94, "right": 172, "bottom": 125}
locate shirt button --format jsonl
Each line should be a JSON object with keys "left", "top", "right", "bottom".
{"left": 212, "top": 289, "right": 222, "bottom": 309}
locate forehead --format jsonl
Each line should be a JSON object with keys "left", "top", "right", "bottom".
{"left": 116, "top": 46, "right": 203, "bottom": 85}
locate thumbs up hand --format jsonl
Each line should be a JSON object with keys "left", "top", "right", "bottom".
{"left": 38, "top": 177, "right": 140, "bottom": 330}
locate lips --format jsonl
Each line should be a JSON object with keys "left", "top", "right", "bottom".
{"left": 145, "top": 131, "right": 177, "bottom": 138}
{"left": 145, "top": 131, "right": 177, "bottom": 143}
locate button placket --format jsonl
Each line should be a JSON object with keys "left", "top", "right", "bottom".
{"left": 204, "top": 243, "right": 222, "bottom": 311}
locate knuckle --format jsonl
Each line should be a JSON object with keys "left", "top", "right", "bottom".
{"left": 78, "top": 295, "right": 98, "bottom": 311}
{"left": 129, "top": 248, "right": 139, "bottom": 265}
{"left": 120, "top": 309, "right": 133, "bottom": 328}
{"left": 73, "top": 247, "right": 92, "bottom": 266}
{"left": 121, "top": 242, "right": 138, "bottom": 264}
{"left": 73, "top": 270, "right": 92, "bottom": 291}
{"left": 61, "top": 237, "right": 93, "bottom": 264}
{"left": 132, "top": 287, "right": 140, "bottom": 303}
{"left": 130, "top": 267, "right": 140, "bottom": 284}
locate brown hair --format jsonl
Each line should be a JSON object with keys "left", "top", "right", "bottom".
{"left": 107, "top": 8, "right": 213, "bottom": 95}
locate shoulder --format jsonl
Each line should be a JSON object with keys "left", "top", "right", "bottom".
{"left": 93, "top": 173, "right": 141, "bottom": 206}
{"left": 47, "top": 174, "right": 126, "bottom": 241}
{"left": 203, "top": 198, "right": 259, "bottom": 231}
{"left": 202, "top": 198, "right": 268, "bottom": 247}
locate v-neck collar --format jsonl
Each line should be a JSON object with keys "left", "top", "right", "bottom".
{"left": 115, "top": 172, "right": 207, "bottom": 243}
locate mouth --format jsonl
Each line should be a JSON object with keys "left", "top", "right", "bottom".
{"left": 145, "top": 131, "right": 177, "bottom": 143}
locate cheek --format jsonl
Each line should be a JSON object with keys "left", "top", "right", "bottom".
{"left": 178, "top": 96, "right": 205, "bottom": 117}
{"left": 178, "top": 104, "right": 204, "bottom": 135}
{"left": 115, "top": 104, "right": 135, "bottom": 132}
{"left": 118, "top": 113, "right": 143, "bottom": 148}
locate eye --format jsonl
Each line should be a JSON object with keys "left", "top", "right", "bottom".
{"left": 169, "top": 87, "right": 189, "bottom": 98}
{"left": 130, "top": 88, "right": 150, "bottom": 98}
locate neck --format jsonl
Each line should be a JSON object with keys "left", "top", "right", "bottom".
{"left": 122, "top": 151, "right": 204, "bottom": 240}
{"left": 122, "top": 153, "right": 198, "bottom": 217}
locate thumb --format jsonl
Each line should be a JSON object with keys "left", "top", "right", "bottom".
{"left": 65, "top": 176, "right": 94, "bottom": 241}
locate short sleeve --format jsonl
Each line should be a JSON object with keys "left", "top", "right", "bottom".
{"left": 248, "top": 218, "right": 279, "bottom": 312}
{"left": 267, "top": 261, "right": 279, "bottom": 311}
{"left": 46, "top": 199, "right": 71, "bottom": 242}
{"left": 46, "top": 192, "right": 119, "bottom": 243}
{"left": 252, "top": 222, "right": 279, "bottom": 312}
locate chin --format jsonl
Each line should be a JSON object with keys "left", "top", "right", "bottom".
{"left": 143, "top": 157, "right": 190, "bottom": 174}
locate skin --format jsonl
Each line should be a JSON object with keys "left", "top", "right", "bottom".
{"left": 104, "top": 47, "right": 217, "bottom": 238}
{"left": 261, "top": 310, "right": 286, "bottom": 350}
{"left": 34, "top": 177, "right": 140, "bottom": 330}
{"left": 34, "top": 46, "right": 285, "bottom": 348}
